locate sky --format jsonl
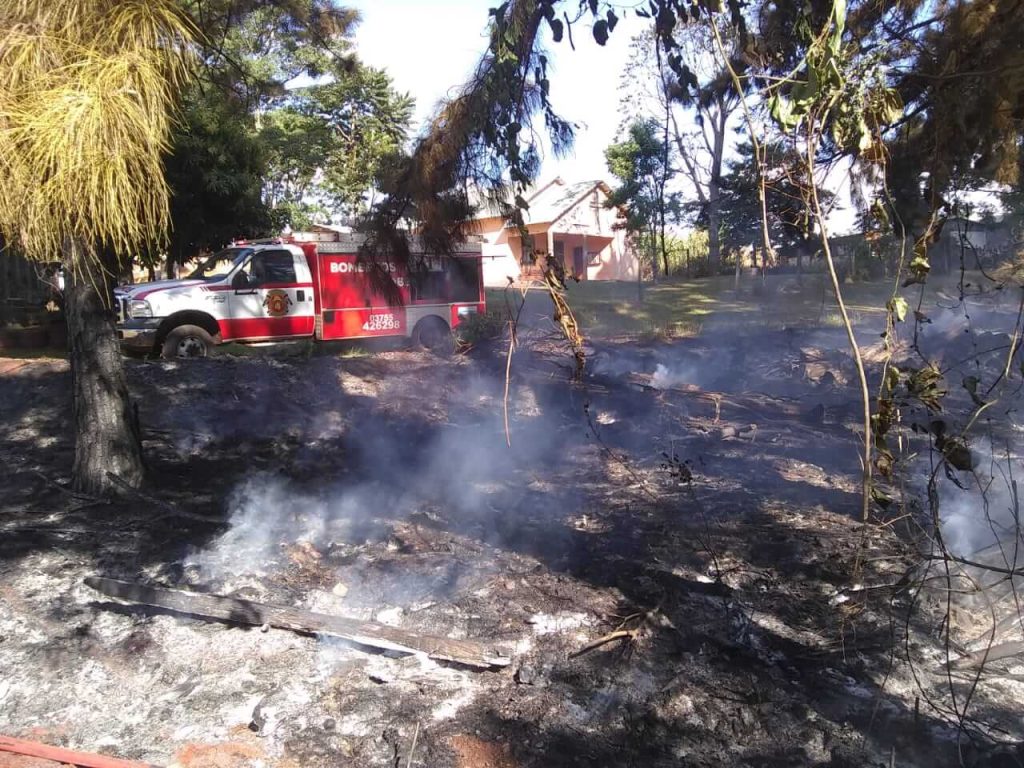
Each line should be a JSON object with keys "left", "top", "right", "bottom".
{"left": 346, "top": 0, "right": 642, "bottom": 184}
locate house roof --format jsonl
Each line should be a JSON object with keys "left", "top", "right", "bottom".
{"left": 469, "top": 177, "right": 611, "bottom": 225}
{"left": 524, "top": 179, "right": 608, "bottom": 225}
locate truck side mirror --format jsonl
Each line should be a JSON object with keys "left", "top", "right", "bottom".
{"left": 231, "top": 272, "right": 250, "bottom": 289}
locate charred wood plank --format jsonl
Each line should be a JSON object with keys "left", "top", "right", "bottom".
{"left": 952, "top": 640, "right": 1024, "bottom": 670}
{"left": 85, "top": 577, "right": 510, "bottom": 670}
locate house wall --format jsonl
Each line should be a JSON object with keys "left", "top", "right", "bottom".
{"left": 473, "top": 216, "right": 523, "bottom": 287}
{"left": 472, "top": 185, "right": 638, "bottom": 285}
{"left": 550, "top": 187, "right": 635, "bottom": 281}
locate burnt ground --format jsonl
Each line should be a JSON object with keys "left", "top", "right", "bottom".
{"left": 2, "top": 306, "right": 1024, "bottom": 768}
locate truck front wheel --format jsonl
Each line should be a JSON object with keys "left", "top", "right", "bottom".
{"left": 161, "top": 325, "right": 214, "bottom": 360}
{"left": 412, "top": 316, "right": 453, "bottom": 356}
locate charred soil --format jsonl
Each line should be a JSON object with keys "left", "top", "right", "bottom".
{"left": 1, "top": 323, "right": 1022, "bottom": 767}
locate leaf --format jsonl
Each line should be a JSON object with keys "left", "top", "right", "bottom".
{"left": 877, "top": 88, "right": 903, "bottom": 124}
{"left": 588, "top": 0, "right": 598, "bottom": 15}
{"left": 769, "top": 93, "right": 798, "bottom": 131}
{"left": 593, "top": 18, "right": 609, "bottom": 45}
{"left": 941, "top": 436, "right": 974, "bottom": 471}
{"left": 887, "top": 296, "right": 908, "bottom": 322}
{"left": 606, "top": 8, "right": 618, "bottom": 33}
{"left": 909, "top": 239, "right": 931, "bottom": 278}
{"left": 548, "top": 16, "right": 563, "bottom": 42}
{"left": 963, "top": 375, "right": 985, "bottom": 406}
{"left": 791, "top": 67, "right": 819, "bottom": 107}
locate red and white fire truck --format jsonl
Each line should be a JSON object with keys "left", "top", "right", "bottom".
{"left": 115, "top": 235, "right": 485, "bottom": 358}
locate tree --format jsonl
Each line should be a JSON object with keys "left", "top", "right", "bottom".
{"left": 164, "top": 88, "right": 278, "bottom": 275}
{"left": 605, "top": 120, "right": 680, "bottom": 278}
{"left": 620, "top": 26, "right": 740, "bottom": 274}
{"left": 261, "top": 65, "right": 414, "bottom": 225}
{"left": 172, "top": 1, "right": 413, "bottom": 235}
{"left": 0, "top": 0, "right": 193, "bottom": 494}
{"left": 719, "top": 140, "right": 836, "bottom": 270}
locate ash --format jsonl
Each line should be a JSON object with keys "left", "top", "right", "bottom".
{"left": 2, "top": 307, "right": 1024, "bottom": 767}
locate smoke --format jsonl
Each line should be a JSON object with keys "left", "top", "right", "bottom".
{"left": 185, "top": 475, "right": 392, "bottom": 583}
{"left": 182, "top": 364, "right": 582, "bottom": 604}
{"left": 650, "top": 363, "right": 694, "bottom": 391}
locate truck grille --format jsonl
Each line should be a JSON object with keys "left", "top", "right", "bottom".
{"left": 115, "top": 295, "right": 129, "bottom": 323}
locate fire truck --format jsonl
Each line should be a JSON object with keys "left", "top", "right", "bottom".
{"left": 115, "top": 235, "right": 485, "bottom": 359}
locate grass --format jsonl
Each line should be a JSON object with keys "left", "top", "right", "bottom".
{"left": 486, "top": 271, "right": 979, "bottom": 340}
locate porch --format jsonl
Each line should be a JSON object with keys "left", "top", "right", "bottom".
{"left": 510, "top": 228, "right": 615, "bottom": 282}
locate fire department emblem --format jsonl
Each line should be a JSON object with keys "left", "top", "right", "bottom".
{"left": 263, "top": 289, "right": 292, "bottom": 317}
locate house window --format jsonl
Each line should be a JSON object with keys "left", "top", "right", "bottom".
{"left": 588, "top": 251, "right": 602, "bottom": 267}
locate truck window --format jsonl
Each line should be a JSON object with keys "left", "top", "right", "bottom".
{"left": 189, "top": 247, "right": 253, "bottom": 280}
{"left": 254, "top": 250, "right": 297, "bottom": 285}
{"left": 410, "top": 263, "right": 447, "bottom": 303}
{"left": 449, "top": 258, "right": 481, "bottom": 303}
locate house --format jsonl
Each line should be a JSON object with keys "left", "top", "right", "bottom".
{"left": 290, "top": 222, "right": 355, "bottom": 242}
{"left": 470, "top": 178, "right": 637, "bottom": 286}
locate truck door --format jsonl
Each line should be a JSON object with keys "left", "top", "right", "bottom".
{"left": 225, "top": 249, "right": 315, "bottom": 340}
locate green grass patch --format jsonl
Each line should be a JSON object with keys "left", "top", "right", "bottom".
{"left": 486, "top": 271, "right": 972, "bottom": 340}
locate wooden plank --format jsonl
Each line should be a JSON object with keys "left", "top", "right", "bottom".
{"left": 0, "top": 735, "right": 155, "bottom": 768}
{"left": 85, "top": 577, "right": 510, "bottom": 670}
{"left": 952, "top": 640, "right": 1024, "bottom": 670}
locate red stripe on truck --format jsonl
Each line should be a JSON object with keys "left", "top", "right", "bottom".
{"left": 219, "top": 315, "right": 315, "bottom": 341}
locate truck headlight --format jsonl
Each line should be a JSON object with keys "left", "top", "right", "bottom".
{"left": 129, "top": 300, "right": 152, "bottom": 318}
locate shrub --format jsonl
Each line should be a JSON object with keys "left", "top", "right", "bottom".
{"left": 457, "top": 310, "right": 507, "bottom": 346}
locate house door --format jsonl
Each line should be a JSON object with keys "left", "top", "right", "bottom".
{"left": 572, "top": 246, "right": 585, "bottom": 277}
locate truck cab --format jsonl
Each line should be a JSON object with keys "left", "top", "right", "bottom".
{"left": 116, "top": 243, "right": 314, "bottom": 358}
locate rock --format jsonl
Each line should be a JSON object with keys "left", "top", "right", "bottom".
{"left": 374, "top": 607, "right": 403, "bottom": 626}
{"left": 514, "top": 665, "right": 536, "bottom": 685}
{"left": 331, "top": 582, "right": 349, "bottom": 598}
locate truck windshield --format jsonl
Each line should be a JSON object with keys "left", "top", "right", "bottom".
{"left": 188, "top": 247, "right": 254, "bottom": 280}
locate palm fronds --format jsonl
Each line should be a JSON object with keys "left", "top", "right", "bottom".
{"left": 0, "top": 0, "right": 195, "bottom": 276}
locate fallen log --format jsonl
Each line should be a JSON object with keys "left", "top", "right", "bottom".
{"left": 952, "top": 640, "right": 1024, "bottom": 670}
{"left": 85, "top": 577, "right": 510, "bottom": 671}
{"left": 0, "top": 734, "right": 154, "bottom": 768}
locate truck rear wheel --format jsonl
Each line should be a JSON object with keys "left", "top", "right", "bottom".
{"left": 412, "top": 316, "right": 453, "bottom": 356}
{"left": 161, "top": 324, "right": 214, "bottom": 360}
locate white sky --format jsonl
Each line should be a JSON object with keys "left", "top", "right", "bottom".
{"left": 347, "top": 0, "right": 640, "bottom": 183}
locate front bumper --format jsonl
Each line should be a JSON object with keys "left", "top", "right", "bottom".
{"left": 117, "top": 318, "right": 162, "bottom": 352}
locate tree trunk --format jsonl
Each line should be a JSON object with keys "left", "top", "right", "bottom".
{"left": 706, "top": 103, "right": 728, "bottom": 274}
{"left": 707, "top": 180, "right": 722, "bottom": 275}
{"left": 65, "top": 249, "right": 144, "bottom": 495}
{"left": 648, "top": 231, "right": 659, "bottom": 282}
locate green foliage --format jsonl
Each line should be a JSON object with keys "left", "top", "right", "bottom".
{"left": 262, "top": 66, "right": 413, "bottom": 220}
{"left": 456, "top": 310, "right": 507, "bottom": 345}
{"left": 166, "top": 89, "right": 275, "bottom": 262}
{"left": 719, "top": 141, "right": 833, "bottom": 252}
{"left": 605, "top": 120, "right": 670, "bottom": 235}
{"left": 162, "top": 0, "right": 412, "bottom": 261}
{"left": 605, "top": 119, "right": 681, "bottom": 276}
